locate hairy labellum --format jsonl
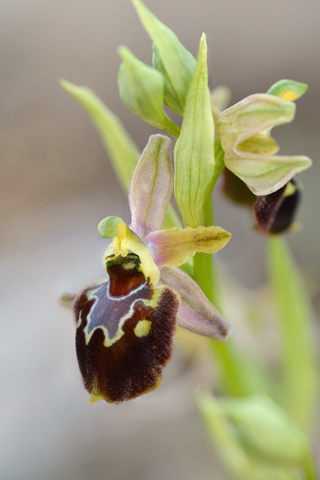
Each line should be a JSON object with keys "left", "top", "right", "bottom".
{"left": 74, "top": 253, "right": 179, "bottom": 404}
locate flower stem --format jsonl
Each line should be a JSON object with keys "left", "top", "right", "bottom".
{"left": 193, "top": 195, "right": 271, "bottom": 397}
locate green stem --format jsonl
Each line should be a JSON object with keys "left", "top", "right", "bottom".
{"left": 193, "top": 195, "right": 271, "bottom": 398}
{"left": 162, "top": 114, "right": 180, "bottom": 138}
{"left": 304, "top": 450, "right": 318, "bottom": 480}
{"left": 267, "top": 236, "right": 319, "bottom": 431}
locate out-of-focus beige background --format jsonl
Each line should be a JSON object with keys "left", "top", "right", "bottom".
{"left": 1, "top": 1, "right": 319, "bottom": 479}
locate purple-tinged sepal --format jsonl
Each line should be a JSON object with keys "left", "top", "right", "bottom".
{"left": 129, "top": 134, "right": 174, "bottom": 239}
{"left": 160, "top": 266, "right": 231, "bottom": 340}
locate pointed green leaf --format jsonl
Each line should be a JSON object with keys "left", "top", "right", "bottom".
{"left": 174, "top": 34, "right": 215, "bottom": 227}
{"left": 118, "top": 47, "right": 180, "bottom": 137}
{"left": 196, "top": 392, "right": 311, "bottom": 480}
{"left": 132, "top": 0, "right": 196, "bottom": 111}
{"left": 267, "top": 79, "right": 308, "bottom": 101}
{"left": 268, "top": 236, "right": 319, "bottom": 431}
{"left": 221, "top": 395, "right": 310, "bottom": 466}
{"left": 60, "top": 79, "right": 139, "bottom": 193}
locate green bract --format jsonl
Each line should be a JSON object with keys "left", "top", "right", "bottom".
{"left": 197, "top": 392, "right": 312, "bottom": 480}
{"left": 132, "top": 0, "right": 196, "bottom": 114}
{"left": 118, "top": 46, "right": 180, "bottom": 137}
{"left": 174, "top": 34, "right": 215, "bottom": 228}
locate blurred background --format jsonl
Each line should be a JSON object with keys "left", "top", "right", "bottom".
{"left": 1, "top": 0, "right": 319, "bottom": 479}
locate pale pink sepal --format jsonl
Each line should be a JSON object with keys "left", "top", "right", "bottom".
{"left": 129, "top": 134, "right": 173, "bottom": 239}
{"left": 160, "top": 266, "right": 231, "bottom": 340}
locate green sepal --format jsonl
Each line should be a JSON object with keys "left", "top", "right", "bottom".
{"left": 174, "top": 34, "right": 215, "bottom": 228}
{"left": 118, "top": 47, "right": 180, "bottom": 137}
{"left": 132, "top": 0, "right": 196, "bottom": 112}
{"left": 60, "top": 79, "right": 139, "bottom": 193}
{"left": 267, "top": 79, "right": 308, "bottom": 102}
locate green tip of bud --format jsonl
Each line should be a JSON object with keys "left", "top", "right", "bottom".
{"left": 267, "top": 79, "right": 308, "bottom": 101}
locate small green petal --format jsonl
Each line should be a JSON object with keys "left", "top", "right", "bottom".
{"left": 146, "top": 225, "right": 231, "bottom": 267}
{"left": 60, "top": 79, "right": 139, "bottom": 193}
{"left": 132, "top": 0, "right": 196, "bottom": 111}
{"left": 237, "top": 134, "right": 279, "bottom": 155}
{"left": 118, "top": 47, "right": 180, "bottom": 137}
{"left": 267, "top": 79, "right": 308, "bottom": 101}
{"left": 174, "top": 34, "right": 215, "bottom": 228}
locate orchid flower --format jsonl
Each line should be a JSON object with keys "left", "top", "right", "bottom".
{"left": 74, "top": 134, "right": 231, "bottom": 404}
{"left": 215, "top": 81, "right": 312, "bottom": 197}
